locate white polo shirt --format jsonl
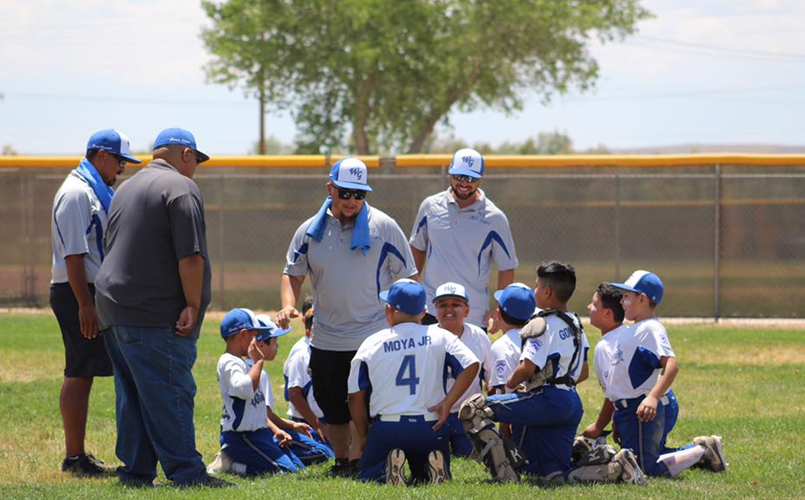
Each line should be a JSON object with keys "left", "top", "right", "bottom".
{"left": 521, "top": 312, "right": 589, "bottom": 384}
{"left": 489, "top": 328, "right": 523, "bottom": 391}
{"left": 593, "top": 319, "right": 675, "bottom": 402}
{"left": 284, "top": 205, "right": 417, "bottom": 351}
{"left": 347, "top": 323, "right": 479, "bottom": 418}
{"left": 218, "top": 353, "right": 273, "bottom": 433}
{"left": 283, "top": 336, "right": 324, "bottom": 420}
{"left": 51, "top": 170, "right": 107, "bottom": 284}
{"left": 444, "top": 323, "right": 493, "bottom": 412}
{"left": 410, "top": 189, "right": 518, "bottom": 327}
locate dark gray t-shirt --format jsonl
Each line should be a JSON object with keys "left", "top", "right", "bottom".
{"left": 95, "top": 160, "right": 211, "bottom": 338}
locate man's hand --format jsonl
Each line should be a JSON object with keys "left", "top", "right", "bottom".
{"left": 427, "top": 399, "right": 452, "bottom": 431}
{"left": 315, "top": 423, "right": 329, "bottom": 443}
{"left": 175, "top": 306, "right": 198, "bottom": 336}
{"left": 292, "top": 421, "right": 314, "bottom": 439}
{"left": 636, "top": 395, "right": 659, "bottom": 422}
{"left": 275, "top": 306, "right": 300, "bottom": 330}
{"left": 78, "top": 301, "right": 99, "bottom": 339}
{"left": 274, "top": 430, "right": 292, "bottom": 448}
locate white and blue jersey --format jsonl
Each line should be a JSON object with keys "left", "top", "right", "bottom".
{"left": 489, "top": 328, "right": 523, "bottom": 391}
{"left": 348, "top": 323, "right": 479, "bottom": 417}
{"left": 521, "top": 313, "right": 589, "bottom": 385}
{"left": 445, "top": 323, "right": 493, "bottom": 413}
{"left": 217, "top": 353, "right": 272, "bottom": 432}
{"left": 410, "top": 189, "right": 518, "bottom": 327}
{"left": 284, "top": 205, "right": 417, "bottom": 351}
{"left": 593, "top": 319, "right": 675, "bottom": 402}
{"left": 51, "top": 170, "right": 108, "bottom": 284}
{"left": 283, "top": 337, "right": 324, "bottom": 420}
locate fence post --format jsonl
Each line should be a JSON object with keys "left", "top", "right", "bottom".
{"left": 713, "top": 164, "right": 722, "bottom": 321}
{"left": 23, "top": 170, "right": 37, "bottom": 306}
{"left": 614, "top": 171, "right": 622, "bottom": 282}
{"left": 218, "top": 174, "right": 226, "bottom": 310}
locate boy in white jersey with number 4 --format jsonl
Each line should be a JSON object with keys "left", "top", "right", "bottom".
{"left": 348, "top": 279, "right": 480, "bottom": 485}
{"left": 602, "top": 271, "right": 728, "bottom": 477}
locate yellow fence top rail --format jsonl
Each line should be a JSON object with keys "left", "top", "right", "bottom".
{"left": 1, "top": 154, "right": 804, "bottom": 169}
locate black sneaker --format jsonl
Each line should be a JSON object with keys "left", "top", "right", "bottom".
{"left": 61, "top": 453, "right": 114, "bottom": 477}
{"left": 179, "top": 474, "right": 236, "bottom": 488}
{"left": 328, "top": 459, "right": 353, "bottom": 478}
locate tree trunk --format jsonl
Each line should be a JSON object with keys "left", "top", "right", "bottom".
{"left": 352, "top": 72, "right": 377, "bottom": 155}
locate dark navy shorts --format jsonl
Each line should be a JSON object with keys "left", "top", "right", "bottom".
{"left": 50, "top": 283, "right": 113, "bottom": 378}
{"left": 309, "top": 347, "right": 357, "bottom": 425}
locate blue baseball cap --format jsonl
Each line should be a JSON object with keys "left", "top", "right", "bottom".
{"left": 220, "top": 308, "right": 272, "bottom": 339}
{"left": 612, "top": 270, "right": 664, "bottom": 305}
{"left": 329, "top": 157, "right": 372, "bottom": 191}
{"left": 153, "top": 127, "right": 210, "bottom": 163}
{"left": 254, "top": 314, "right": 291, "bottom": 342}
{"left": 379, "top": 279, "right": 426, "bottom": 315}
{"left": 86, "top": 129, "right": 142, "bottom": 164}
{"left": 433, "top": 282, "right": 469, "bottom": 304}
{"left": 448, "top": 148, "right": 485, "bottom": 179}
{"left": 494, "top": 283, "right": 536, "bottom": 322}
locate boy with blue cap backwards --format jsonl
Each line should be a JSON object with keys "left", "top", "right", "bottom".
{"left": 601, "top": 270, "right": 728, "bottom": 478}
{"left": 347, "top": 279, "right": 479, "bottom": 485}
{"left": 212, "top": 308, "right": 332, "bottom": 476}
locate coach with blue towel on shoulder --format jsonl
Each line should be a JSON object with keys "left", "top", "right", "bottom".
{"left": 277, "top": 157, "right": 418, "bottom": 477}
{"left": 50, "top": 129, "right": 140, "bottom": 477}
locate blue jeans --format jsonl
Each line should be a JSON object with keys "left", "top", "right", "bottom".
{"left": 104, "top": 326, "right": 207, "bottom": 485}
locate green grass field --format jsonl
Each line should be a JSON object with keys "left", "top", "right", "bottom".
{"left": 1, "top": 312, "right": 803, "bottom": 499}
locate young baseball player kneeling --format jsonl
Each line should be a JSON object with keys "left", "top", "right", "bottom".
{"left": 459, "top": 262, "right": 647, "bottom": 485}
{"left": 434, "top": 282, "right": 493, "bottom": 458}
{"left": 585, "top": 271, "right": 728, "bottom": 478}
{"left": 348, "top": 279, "right": 480, "bottom": 485}
{"left": 209, "top": 308, "right": 332, "bottom": 476}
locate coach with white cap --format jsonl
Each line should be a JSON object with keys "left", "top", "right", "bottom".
{"left": 277, "top": 157, "right": 418, "bottom": 477}
{"left": 95, "top": 127, "right": 228, "bottom": 487}
{"left": 50, "top": 129, "right": 141, "bottom": 477}
{"left": 409, "top": 148, "right": 518, "bottom": 330}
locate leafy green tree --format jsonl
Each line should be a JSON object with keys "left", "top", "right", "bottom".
{"left": 202, "top": 0, "right": 650, "bottom": 154}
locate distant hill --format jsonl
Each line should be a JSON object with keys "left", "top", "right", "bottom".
{"left": 610, "top": 143, "right": 805, "bottom": 154}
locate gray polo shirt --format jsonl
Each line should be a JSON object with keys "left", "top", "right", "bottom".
{"left": 95, "top": 160, "right": 212, "bottom": 339}
{"left": 410, "top": 189, "right": 518, "bottom": 327}
{"left": 51, "top": 170, "right": 107, "bottom": 284}
{"left": 284, "top": 205, "right": 417, "bottom": 351}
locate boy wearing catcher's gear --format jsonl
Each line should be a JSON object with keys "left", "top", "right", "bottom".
{"left": 461, "top": 262, "right": 646, "bottom": 484}
{"left": 211, "top": 309, "right": 331, "bottom": 476}
{"left": 433, "top": 282, "right": 493, "bottom": 457}
{"left": 598, "top": 271, "right": 728, "bottom": 477}
{"left": 348, "top": 279, "right": 480, "bottom": 485}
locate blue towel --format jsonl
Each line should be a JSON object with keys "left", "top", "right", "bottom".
{"left": 306, "top": 196, "right": 371, "bottom": 255}
{"left": 75, "top": 158, "right": 114, "bottom": 213}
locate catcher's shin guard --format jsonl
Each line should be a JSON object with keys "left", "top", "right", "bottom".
{"left": 566, "top": 462, "right": 623, "bottom": 483}
{"left": 458, "top": 394, "right": 523, "bottom": 483}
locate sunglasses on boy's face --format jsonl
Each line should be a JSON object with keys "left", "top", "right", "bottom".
{"left": 451, "top": 174, "right": 479, "bottom": 184}
{"left": 336, "top": 189, "right": 367, "bottom": 200}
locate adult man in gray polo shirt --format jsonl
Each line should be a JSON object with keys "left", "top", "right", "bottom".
{"left": 277, "top": 157, "right": 417, "bottom": 476}
{"left": 95, "top": 128, "right": 229, "bottom": 488}
{"left": 51, "top": 129, "right": 141, "bottom": 476}
{"left": 409, "top": 148, "right": 518, "bottom": 330}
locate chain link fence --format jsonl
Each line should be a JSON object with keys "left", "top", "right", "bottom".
{"left": 1, "top": 158, "right": 804, "bottom": 318}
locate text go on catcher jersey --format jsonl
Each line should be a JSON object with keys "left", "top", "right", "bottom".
{"left": 348, "top": 323, "right": 479, "bottom": 418}
{"left": 520, "top": 312, "right": 590, "bottom": 384}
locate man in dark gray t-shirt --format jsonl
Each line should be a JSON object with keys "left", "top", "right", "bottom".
{"left": 95, "top": 128, "right": 228, "bottom": 488}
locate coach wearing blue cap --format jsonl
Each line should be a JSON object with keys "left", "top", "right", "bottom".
{"left": 50, "top": 129, "right": 141, "bottom": 477}
{"left": 277, "top": 157, "right": 418, "bottom": 477}
{"left": 95, "top": 128, "right": 227, "bottom": 487}
{"left": 409, "top": 148, "right": 518, "bottom": 331}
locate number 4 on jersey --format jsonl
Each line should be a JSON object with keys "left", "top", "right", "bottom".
{"left": 395, "top": 355, "right": 420, "bottom": 395}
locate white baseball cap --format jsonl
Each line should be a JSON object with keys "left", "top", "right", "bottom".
{"left": 433, "top": 282, "right": 469, "bottom": 304}
{"left": 329, "top": 157, "right": 372, "bottom": 191}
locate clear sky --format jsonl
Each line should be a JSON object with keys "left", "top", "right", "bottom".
{"left": 1, "top": 0, "right": 804, "bottom": 155}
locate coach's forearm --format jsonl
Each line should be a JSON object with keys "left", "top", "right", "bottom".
{"left": 65, "top": 255, "right": 93, "bottom": 304}
{"left": 411, "top": 246, "right": 426, "bottom": 276}
{"left": 178, "top": 254, "right": 205, "bottom": 309}
{"left": 280, "top": 274, "right": 304, "bottom": 309}
{"left": 497, "top": 268, "right": 515, "bottom": 291}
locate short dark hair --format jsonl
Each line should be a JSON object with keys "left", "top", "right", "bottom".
{"left": 596, "top": 282, "right": 625, "bottom": 323}
{"left": 536, "top": 261, "right": 576, "bottom": 303}
{"left": 498, "top": 307, "right": 529, "bottom": 328}
{"left": 86, "top": 149, "right": 99, "bottom": 162}
{"left": 301, "top": 296, "right": 314, "bottom": 316}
